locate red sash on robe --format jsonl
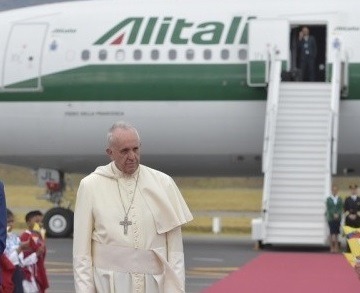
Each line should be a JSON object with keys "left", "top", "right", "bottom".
{"left": 20, "top": 231, "right": 49, "bottom": 293}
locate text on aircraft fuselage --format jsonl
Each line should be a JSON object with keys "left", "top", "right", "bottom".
{"left": 94, "top": 16, "right": 255, "bottom": 46}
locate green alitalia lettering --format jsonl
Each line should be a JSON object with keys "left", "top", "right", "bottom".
{"left": 225, "top": 17, "right": 242, "bottom": 44}
{"left": 154, "top": 17, "right": 172, "bottom": 45}
{"left": 94, "top": 17, "right": 143, "bottom": 45}
{"left": 93, "top": 16, "right": 256, "bottom": 46}
{"left": 192, "top": 22, "right": 224, "bottom": 45}
{"left": 240, "top": 16, "right": 255, "bottom": 44}
{"left": 171, "top": 19, "right": 194, "bottom": 44}
{"left": 141, "top": 17, "right": 158, "bottom": 44}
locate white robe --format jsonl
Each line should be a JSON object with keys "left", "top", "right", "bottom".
{"left": 73, "top": 162, "right": 193, "bottom": 293}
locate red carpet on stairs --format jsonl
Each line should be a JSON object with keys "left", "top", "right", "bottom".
{"left": 203, "top": 252, "right": 360, "bottom": 293}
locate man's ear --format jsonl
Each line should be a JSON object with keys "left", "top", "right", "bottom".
{"left": 106, "top": 148, "right": 113, "bottom": 159}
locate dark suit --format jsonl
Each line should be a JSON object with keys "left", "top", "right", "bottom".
{"left": 344, "top": 195, "right": 360, "bottom": 228}
{"left": 0, "top": 181, "right": 7, "bottom": 286}
{"left": 298, "top": 35, "right": 317, "bottom": 81}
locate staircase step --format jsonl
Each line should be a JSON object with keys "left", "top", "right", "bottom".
{"left": 276, "top": 120, "right": 329, "bottom": 128}
{"left": 280, "top": 82, "right": 331, "bottom": 90}
{"left": 273, "top": 154, "right": 327, "bottom": 161}
{"left": 279, "top": 97, "right": 330, "bottom": 103}
{"left": 271, "top": 170, "right": 326, "bottom": 179}
{"left": 279, "top": 92, "right": 331, "bottom": 98}
{"left": 267, "top": 213, "right": 326, "bottom": 223}
{"left": 269, "top": 199, "right": 324, "bottom": 208}
{"left": 274, "top": 139, "right": 327, "bottom": 146}
{"left": 275, "top": 139, "right": 328, "bottom": 145}
{"left": 277, "top": 109, "right": 330, "bottom": 116}
{"left": 267, "top": 221, "right": 326, "bottom": 228}
{"left": 267, "top": 207, "right": 324, "bottom": 216}
{"left": 273, "top": 145, "right": 327, "bottom": 153}
{"left": 276, "top": 127, "right": 329, "bottom": 135}
{"left": 278, "top": 104, "right": 330, "bottom": 114}
{"left": 277, "top": 115, "right": 330, "bottom": 123}
{"left": 270, "top": 194, "right": 327, "bottom": 201}
{"left": 270, "top": 185, "right": 325, "bottom": 193}
{"left": 271, "top": 178, "right": 326, "bottom": 187}
{"left": 272, "top": 166, "right": 327, "bottom": 173}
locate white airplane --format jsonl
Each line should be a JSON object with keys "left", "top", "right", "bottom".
{"left": 0, "top": 0, "right": 359, "bottom": 237}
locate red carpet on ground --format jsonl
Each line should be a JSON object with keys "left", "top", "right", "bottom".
{"left": 203, "top": 252, "right": 360, "bottom": 293}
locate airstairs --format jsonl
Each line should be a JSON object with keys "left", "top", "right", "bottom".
{"left": 252, "top": 51, "right": 342, "bottom": 245}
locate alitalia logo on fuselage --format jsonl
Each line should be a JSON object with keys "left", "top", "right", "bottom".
{"left": 94, "top": 16, "right": 254, "bottom": 45}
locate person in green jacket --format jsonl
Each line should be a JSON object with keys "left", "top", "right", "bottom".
{"left": 326, "top": 185, "right": 343, "bottom": 253}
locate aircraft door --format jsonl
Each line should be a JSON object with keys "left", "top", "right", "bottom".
{"left": 2, "top": 23, "right": 48, "bottom": 91}
{"left": 247, "top": 19, "right": 289, "bottom": 87}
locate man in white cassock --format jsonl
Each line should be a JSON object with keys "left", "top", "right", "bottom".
{"left": 73, "top": 121, "right": 193, "bottom": 293}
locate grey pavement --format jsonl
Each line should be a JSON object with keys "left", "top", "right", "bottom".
{"left": 44, "top": 234, "right": 259, "bottom": 293}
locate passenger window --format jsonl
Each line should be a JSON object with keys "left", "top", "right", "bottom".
{"left": 169, "top": 49, "right": 177, "bottom": 60}
{"left": 186, "top": 49, "right": 194, "bottom": 60}
{"left": 238, "top": 49, "right": 247, "bottom": 60}
{"left": 134, "top": 49, "right": 142, "bottom": 60}
{"left": 98, "top": 49, "right": 107, "bottom": 61}
{"left": 204, "top": 49, "right": 212, "bottom": 60}
{"left": 115, "top": 49, "right": 125, "bottom": 61}
{"left": 221, "top": 49, "right": 229, "bottom": 60}
{"left": 151, "top": 49, "right": 159, "bottom": 60}
{"left": 81, "top": 50, "right": 90, "bottom": 61}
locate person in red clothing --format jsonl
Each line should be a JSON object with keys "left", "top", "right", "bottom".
{"left": 0, "top": 254, "right": 15, "bottom": 293}
{"left": 0, "top": 181, "right": 8, "bottom": 292}
{"left": 20, "top": 211, "right": 49, "bottom": 293}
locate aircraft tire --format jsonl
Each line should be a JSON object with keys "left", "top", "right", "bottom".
{"left": 43, "top": 207, "right": 74, "bottom": 238}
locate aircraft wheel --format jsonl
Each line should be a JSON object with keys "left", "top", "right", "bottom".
{"left": 43, "top": 207, "right": 74, "bottom": 238}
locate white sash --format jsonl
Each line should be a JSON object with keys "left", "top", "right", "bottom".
{"left": 92, "top": 242, "right": 163, "bottom": 275}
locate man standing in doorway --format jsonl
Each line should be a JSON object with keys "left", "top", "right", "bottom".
{"left": 298, "top": 26, "right": 317, "bottom": 81}
{"left": 73, "top": 121, "right": 193, "bottom": 293}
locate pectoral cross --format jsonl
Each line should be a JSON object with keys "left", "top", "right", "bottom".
{"left": 120, "top": 216, "right": 132, "bottom": 235}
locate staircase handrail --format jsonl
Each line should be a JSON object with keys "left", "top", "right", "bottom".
{"left": 330, "top": 46, "right": 342, "bottom": 175}
{"left": 261, "top": 50, "right": 282, "bottom": 227}
{"left": 262, "top": 52, "right": 282, "bottom": 173}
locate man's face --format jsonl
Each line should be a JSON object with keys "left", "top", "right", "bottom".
{"left": 106, "top": 128, "right": 140, "bottom": 175}
{"left": 302, "top": 27, "right": 309, "bottom": 36}
{"left": 36, "top": 215, "right": 44, "bottom": 228}
{"left": 27, "top": 217, "right": 37, "bottom": 230}
{"left": 7, "top": 215, "right": 14, "bottom": 232}
{"left": 351, "top": 187, "right": 358, "bottom": 195}
{"left": 332, "top": 186, "right": 338, "bottom": 195}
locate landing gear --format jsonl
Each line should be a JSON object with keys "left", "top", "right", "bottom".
{"left": 43, "top": 207, "right": 74, "bottom": 238}
{"left": 37, "top": 169, "right": 74, "bottom": 238}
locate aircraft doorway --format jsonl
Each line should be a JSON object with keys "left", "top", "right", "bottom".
{"left": 2, "top": 23, "right": 48, "bottom": 91}
{"left": 290, "top": 25, "right": 327, "bottom": 82}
